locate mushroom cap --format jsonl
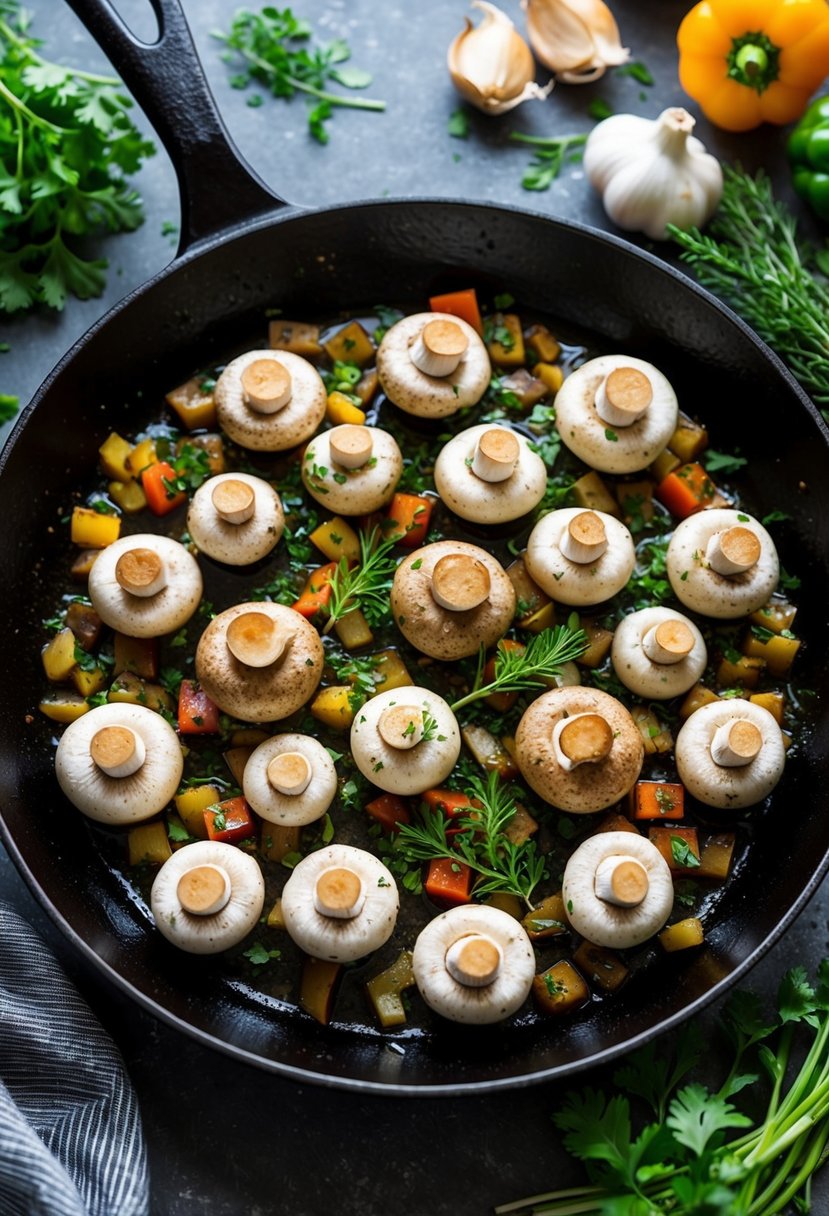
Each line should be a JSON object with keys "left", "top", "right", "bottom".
{"left": 554, "top": 354, "right": 679, "bottom": 474}
{"left": 562, "top": 831, "right": 674, "bottom": 949}
{"left": 301, "top": 426, "right": 403, "bottom": 514}
{"left": 195, "top": 602, "right": 324, "bottom": 723}
{"left": 88, "top": 534, "right": 202, "bottom": 638}
{"left": 525, "top": 507, "right": 636, "bottom": 606}
{"left": 515, "top": 686, "right": 644, "bottom": 813}
{"left": 666, "top": 509, "right": 779, "bottom": 619}
{"left": 187, "top": 472, "right": 285, "bottom": 566}
{"left": 391, "top": 540, "right": 516, "bottom": 660}
{"left": 350, "top": 688, "right": 461, "bottom": 795}
{"left": 151, "top": 840, "right": 265, "bottom": 955}
{"left": 243, "top": 733, "right": 337, "bottom": 825}
{"left": 55, "top": 702, "right": 183, "bottom": 825}
{"left": 281, "top": 844, "right": 399, "bottom": 963}
{"left": 611, "top": 606, "right": 707, "bottom": 700}
{"left": 411, "top": 905, "right": 536, "bottom": 1025}
{"left": 433, "top": 423, "right": 548, "bottom": 524}
{"left": 377, "top": 312, "right": 490, "bottom": 418}
{"left": 215, "top": 349, "right": 326, "bottom": 451}
{"left": 675, "top": 699, "right": 786, "bottom": 810}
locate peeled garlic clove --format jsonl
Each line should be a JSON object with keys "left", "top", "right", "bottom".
{"left": 524, "top": 0, "right": 629, "bottom": 84}
{"left": 449, "top": 0, "right": 553, "bottom": 116}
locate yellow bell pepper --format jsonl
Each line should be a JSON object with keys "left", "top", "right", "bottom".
{"left": 678, "top": 0, "right": 829, "bottom": 132}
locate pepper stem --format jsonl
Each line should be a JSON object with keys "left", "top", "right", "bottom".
{"left": 727, "top": 31, "right": 780, "bottom": 94}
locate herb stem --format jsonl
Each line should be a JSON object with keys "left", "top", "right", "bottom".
{"left": 236, "top": 48, "right": 385, "bottom": 109}
{"left": 0, "top": 18, "right": 120, "bottom": 83}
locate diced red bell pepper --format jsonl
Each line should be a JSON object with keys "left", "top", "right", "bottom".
{"left": 385, "top": 492, "right": 433, "bottom": 548}
{"left": 424, "top": 858, "right": 473, "bottom": 907}
{"left": 365, "top": 793, "right": 411, "bottom": 833}
{"left": 421, "top": 788, "right": 476, "bottom": 817}
{"left": 178, "top": 679, "right": 220, "bottom": 734}
{"left": 428, "top": 288, "right": 483, "bottom": 336}
{"left": 141, "top": 460, "right": 187, "bottom": 515}
{"left": 291, "top": 562, "right": 337, "bottom": 618}
{"left": 204, "top": 796, "right": 256, "bottom": 844}
{"left": 656, "top": 462, "right": 717, "bottom": 519}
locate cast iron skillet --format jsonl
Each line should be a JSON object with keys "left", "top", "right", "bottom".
{"left": 1, "top": 0, "right": 827, "bottom": 1094}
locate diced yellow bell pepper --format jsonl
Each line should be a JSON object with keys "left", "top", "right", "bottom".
{"left": 651, "top": 448, "right": 682, "bottom": 482}
{"left": 525, "top": 323, "right": 560, "bottom": 364}
{"left": 750, "top": 599, "right": 797, "bottom": 635}
{"left": 326, "top": 391, "right": 366, "bottom": 426}
{"left": 126, "top": 437, "right": 157, "bottom": 478}
{"left": 716, "top": 654, "right": 765, "bottom": 689}
{"left": 572, "top": 942, "right": 629, "bottom": 992}
{"left": 522, "top": 892, "right": 568, "bottom": 940}
{"left": 668, "top": 413, "right": 708, "bottom": 463}
{"left": 128, "top": 821, "right": 173, "bottom": 867}
{"left": 749, "top": 691, "right": 785, "bottom": 725}
{"left": 485, "top": 313, "right": 525, "bottom": 367}
{"left": 108, "top": 479, "right": 147, "bottom": 514}
{"left": 42, "top": 628, "right": 77, "bottom": 682}
{"left": 481, "top": 892, "right": 523, "bottom": 919}
{"left": 659, "top": 918, "right": 704, "bottom": 952}
{"left": 679, "top": 682, "right": 719, "bottom": 719}
{"left": 310, "top": 685, "right": 355, "bottom": 730}
{"left": 697, "top": 833, "right": 736, "bottom": 881}
{"left": 571, "top": 470, "right": 620, "bottom": 516}
{"left": 534, "top": 362, "right": 564, "bottom": 394}
{"left": 372, "top": 649, "right": 413, "bottom": 694}
{"left": 267, "top": 898, "right": 286, "bottom": 929}
{"left": 98, "top": 432, "right": 133, "bottom": 481}
{"left": 520, "top": 601, "right": 556, "bottom": 634}
{"left": 323, "top": 320, "right": 375, "bottom": 367}
{"left": 71, "top": 664, "right": 107, "bottom": 697}
{"left": 631, "top": 704, "right": 673, "bottom": 755}
{"left": 108, "top": 671, "right": 174, "bottom": 715}
{"left": 310, "top": 515, "right": 361, "bottom": 563}
{"left": 39, "top": 692, "right": 90, "bottom": 723}
{"left": 165, "top": 376, "right": 217, "bottom": 430}
{"left": 577, "top": 620, "right": 615, "bottom": 669}
{"left": 269, "top": 319, "right": 323, "bottom": 357}
{"left": 300, "top": 957, "right": 342, "bottom": 1024}
{"left": 743, "top": 632, "right": 801, "bottom": 679}
{"left": 260, "top": 823, "right": 301, "bottom": 863}
{"left": 174, "top": 784, "right": 223, "bottom": 839}
{"left": 533, "top": 960, "right": 590, "bottom": 1015}
{"left": 334, "top": 608, "right": 373, "bottom": 650}
{"left": 223, "top": 746, "right": 254, "bottom": 786}
{"left": 70, "top": 507, "right": 121, "bottom": 549}
{"left": 365, "top": 950, "right": 416, "bottom": 1028}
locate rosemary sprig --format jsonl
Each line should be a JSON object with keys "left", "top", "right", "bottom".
{"left": 322, "top": 526, "right": 399, "bottom": 634}
{"left": 450, "top": 623, "right": 588, "bottom": 713}
{"left": 395, "top": 771, "right": 545, "bottom": 907}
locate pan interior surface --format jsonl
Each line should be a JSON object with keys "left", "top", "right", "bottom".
{"left": 2, "top": 200, "right": 827, "bottom": 1092}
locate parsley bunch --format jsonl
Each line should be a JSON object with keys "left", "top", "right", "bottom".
{"left": 0, "top": 1, "right": 154, "bottom": 312}
{"left": 500, "top": 961, "right": 829, "bottom": 1215}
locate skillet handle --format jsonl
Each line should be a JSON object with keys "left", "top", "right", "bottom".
{"left": 63, "top": 0, "right": 285, "bottom": 254}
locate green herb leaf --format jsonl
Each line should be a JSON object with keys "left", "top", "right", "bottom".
{"left": 509, "top": 131, "right": 587, "bottom": 192}
{"left": 448, "top": 107, "right": 469, "bottom": 139}
{"left": 703, "top": 449, "right": 747, "bottom": 475}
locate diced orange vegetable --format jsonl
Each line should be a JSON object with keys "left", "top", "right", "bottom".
{"left": 178, "top": 679, "right": 220, "bottom": 734}
{"left": 649, "top": 826, "right": 700, "bottom": 874}
{"left": 126, "top": 437, "right": 157, "bottom": 478}
{"left": 630, "top": 780, "right": 685, "bottom": 821}
{"left": 323, "top": 319, "right": 375, "bottom": 367}
{"left": 533, "top": 960, "right": 590, "bottom": 1015}
{"left": 300, "top": 957, "right": 342, "bottom": 1024}
{"left": 326, "top": 391, "right": 366, "bottom": 427}
{"left": 743, "top": 631, "right": 801, "bottom": 679}
{"left": 697, "top": 832, "right": 736, "bottom": 881}
{"left": 421, "top": 789, "right": 475, "bottom": 818}
{"left": 522, "top": 892, "right": 567, "bottom": 940}
{"left": 428, "top": 288, "right": 483, "bottom": 335}
{"left": 141, "top": 461, "right": 187, "bottom": 516}
{"left": 310, "top": 686, "right": 354, "bottom": 730}
{"left": 165, "top": 375, "right": 217, "bottom": 430}
{"left": 269, "top": 319, "right": 322, "bottom": 357}
{"left": 524, "top": 323, "right": 560, "bottom": 364}
{"left": 365, "top": 793, "right": 411, "bottom": 833}
{"left": 656, "top": 462, "right": 717, "bottom": 518}
{"left": 98, "top": 432, "right": 133, "bottom": 481}
{"left": 424, "top": 858, "right": 473, "bottom": 907}
{"left": 716, "top": 654, "right": 765, "bottom": 689}
{"left": 750, "top": 599, "right": 797, "bottom": 635}
{"left": 534, "top": 361, "right": 564, "bottom": 395}
{"left": 572, "top": 942, "right": 628, "bottom": 992}
{"left": 204, "top": 796, "right": 256, "bottom": 844}
{"left": 291, "top": 562, "right": 337, "bottom": 618}
{"left": 70, "top": 506, "right": 121, "bottom": 549}
{"left": 385, "top": 493, "right": 433, "bottom": 547}
{"left": 659, "top": 918, "right": 704, "bottom": 953}
{"left": 679, "top": 682, "right": 719, "bottom": 719}
{"left": 749, "top": 691, "right": 785, "bottom": 725}
{"left": 42, "top": 628, "right": 77, "bottom": 682}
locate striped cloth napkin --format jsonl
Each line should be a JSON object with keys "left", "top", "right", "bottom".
{"left": 0, "top": 902, "right": 149, "bottom": 1216}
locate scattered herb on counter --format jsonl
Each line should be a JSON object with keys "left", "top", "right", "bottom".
{"left": 448, "top": 107, "right": 469, "bottom": 138}
{"left": 670, "top": 168, "right": 829, "bottom": 413}
{"left": 213, "top": 6, "right": 386, "bottom": 145}
{"left": 509, "top": 132, "right": 588, "bottom": 192}
{"left": 0, "top": 393, "right": 18, "bottom": 421}
{"left": 498, "top": 960, "right": 829, "bottom": 1215}
{"left": 616, "top": 59, "right": 654, "bottom": 85}
{"left": 587, "top": 97, "right": 613, "bottom": 121}
{"left": 0, "top": 1, "right": 155, "bottom": 313}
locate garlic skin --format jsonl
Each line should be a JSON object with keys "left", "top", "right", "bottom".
{"left": 584, "top": 107, "right": 723, "bottom": 241}
{"left": 524, "top": 0, "right": 629, "bottom": 83}
{"left": 449, "top": 1, "right": 553, "bottom": 116}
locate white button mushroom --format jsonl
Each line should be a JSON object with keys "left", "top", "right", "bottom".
{"left": 195, "top": 602, "right": 324, "bottom": 723}
{"left": 391, "top": 540, "right": 516, "bottom": 660}
{"left": 411, "top": 904, "right": 535, "bottom": 1025}
{"left": 350, "top": 688, "right": 461, "bottom": 795}
{"left": 281, "top": 844, "right": 399, "bottom": 963}
{"left": 302, "top": 425, "right": 403, "bottom": 514}
{"left": 515, "top": 687, "right": 644, "bottom": 813}
{"left": 525, "top": 507, "right": 635, "bottom": 607}
{"left": 433, "top": 423, "right": 547, "bottom": 524}
{"left": 215, "top": 349, "right": 326, "bottom": 451}
{"left": 187, "top": 473, "right": 285, "bottom": 566}
{"left": 151, "top": 840, "right": 265, "bottom": 955}
{"left": 611, "top": 606, "right": 707, "bottom": 700}
{"left": 377, "top": 312, "right": 491, "bottom": 418}
{"left": 88, "top": 534, "right": 202, "bottom": 638}
{"left": 675, "top": 699, "right": 786, "bottom": 810}
{"left": 666, "top": 509, "right": 779, "bottom": 619}
{"left": 55, "top": 703, "right": 183, "bottom": 825}
{"left": 554, "top": 354, "right": 679, "bottom": 474}
{"left": 243, "top": 733, "right": 337, "bottom": 826}
{"left": 562, "top": 831, "right": 674, "bottom": 949}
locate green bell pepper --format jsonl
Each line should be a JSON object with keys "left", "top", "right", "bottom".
{"left": 788, "top": 96, "right": 829, "bottom": 221}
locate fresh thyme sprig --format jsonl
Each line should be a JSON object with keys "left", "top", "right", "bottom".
{"left": 450, "top": 624, "right": 588, "bottom": 713}
{"left": 395, "top": 771, "right": 545, "bottom": 907}
{"left": 323, "top": 526, "right": 399, "bottom": 634}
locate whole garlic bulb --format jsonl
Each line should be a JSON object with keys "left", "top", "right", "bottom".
{"left": 448, "top": 0, "right": 553, "bottom": 115}
{"left": 524, "top": 0, "right": 629, "bottom": 83}
{"left": 584, "top": 107, "right": 723, "bottom": 241}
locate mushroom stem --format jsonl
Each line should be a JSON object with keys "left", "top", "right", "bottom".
{"left": 177, "top": 864, "right": 232, "bottom": 916}
{"left": 444, "top": 934, "right": 503, "bottom": 988}
{"left": 595, "top": 366, "right": 653, "bottom": 428}
{"left": 471, "top": 428, "right": 520, "bottom": 483}
{"left": 211, "top": 478, "right": 256, "bottom": 525}
{"left": 90, "top": 724, "right": 146, "bottom": 779}
{"left": 553, "top": 712, "right": 614, "bottom": 772}
{"left": 314, "top": 868, "right": 366, "bottom": 920}
{"left": 559, "top": 511, "right": 608, "bottom": 564}
{"left": 329, "top": 425, "right": 374, "bottom": 470}
{"left": 377, "top": 705, "right": 425, "bottom": 750}
{"left": 267, "top": 751, "right": 313, "bottom": 796}
{"left": 410, "top": 319, "right": 469, "bottom": 378}
{"left": 241, "top": 358, "right": 293, "bottom": 414}
{"left": 711, "top": 719, "right": 763, "bottom": 768}
{"left": 594, "top": 855, "right": 649, "bottom": 908}
{"left": 641, "top": 618, "right": 695, "bottom": 665}
{"left": 226, "top": 611, "right": 294, "bottom": 668}
{"left": 706, "top": 526, "right": 762, "bottom": 576}
{"left": 114, "top": 548, "right": 167, "bottom": 598}
{"left": 431, "top": 552, "right": 491, "bottom": 611}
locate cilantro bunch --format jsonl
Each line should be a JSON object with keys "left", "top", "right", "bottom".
{"left": 0, "top": 1, "right": 154, "bottom": 313}
{"left": 500, "top": 961, "right": 829, "bottom": 1215}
